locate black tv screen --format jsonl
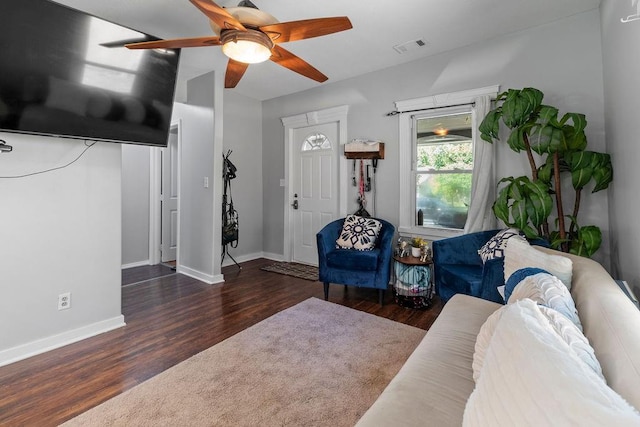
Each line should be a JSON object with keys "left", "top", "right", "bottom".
{"left": 0, "top": 0, "right": 181, "bottom": 147}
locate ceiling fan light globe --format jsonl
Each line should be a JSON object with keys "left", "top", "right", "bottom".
{"left": 220, "top": 29, "right": 273, "bottom": 64}
{"left": 222, "top": 40, "right": 271, "bottom": 63}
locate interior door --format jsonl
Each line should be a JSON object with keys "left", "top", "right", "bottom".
{"left": 161, "top": 127, "right": 178, "bottom": 263}
{"left": 291, "top": 122, "right": 339, "bottom": 265}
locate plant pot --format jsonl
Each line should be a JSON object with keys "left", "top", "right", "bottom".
{"left": 411, "top": 247, "right": 421, "bottom": 257}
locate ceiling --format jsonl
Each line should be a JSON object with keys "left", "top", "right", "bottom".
{"left": 52, "top": 0, "right": 600, "bottom": 101}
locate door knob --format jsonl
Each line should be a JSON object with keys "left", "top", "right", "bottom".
{"left": 291, "top": 199, "right": 299, "bottom": 209}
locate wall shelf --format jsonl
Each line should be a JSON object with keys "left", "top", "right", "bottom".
{"left": 344, "top": 142, "right": 385, "bottom": 159}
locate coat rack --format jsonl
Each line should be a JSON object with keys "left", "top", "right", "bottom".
{"left": 345, "top": 140, "right": 384, "bottom": 217}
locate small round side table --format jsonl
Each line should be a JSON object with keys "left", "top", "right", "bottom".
{"left": 392, "top": 255, "right": 434, "bottom": 309}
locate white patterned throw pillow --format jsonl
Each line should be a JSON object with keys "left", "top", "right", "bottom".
{"left": 336, "top": 215, "right": 382, "bottom": 251}
{"left": 465, "top": 300, "right": 638, "bottom": 426}
{"left": 478, "top": 228, "right": 527, "bottom": 263}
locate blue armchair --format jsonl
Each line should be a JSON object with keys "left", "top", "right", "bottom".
{"left": 316, "top": 218, "right": 395, "bottom": 305}
{"left": 432, "top": 229, "right": 548, "bottom": 304}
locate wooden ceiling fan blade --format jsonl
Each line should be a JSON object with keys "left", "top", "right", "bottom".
{"left": 225, "top": 59, "right": 250, "bottom": 88}
{"left": 260, "top": 17, "right": 352, "bottom": 43}
{"left": 125, "top": 36, "right": 222, "bottom": 50}
{"left": 270, "top": 45, "right": 327, "bottom": 83}
{"left": 101, "top": 37, "right": 153, "bottom": 48}
{"left": 189, "top": 0, "right": 246, "bottom": 31}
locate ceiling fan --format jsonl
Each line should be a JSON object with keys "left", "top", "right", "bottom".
{"left": 125, "top": 0, "right": 352, "bottom": 88}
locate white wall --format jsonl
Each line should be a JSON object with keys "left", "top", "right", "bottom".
{"left": 172, "top": 71, "right": 223, "bottom": 283}
{"left": 262, "top": 10, "right": 609, "bottom": 265}
{"left": 601, "top": 0, "right": 640, "bottom": 295}
{"left": 222, "top": 91, "right": 264, "bottom": 264}
{"left": 0, "top": 133, "right": 124, "bottom": 366}
{"left": 121, "top": 144, "right": 151, "bottom": 267}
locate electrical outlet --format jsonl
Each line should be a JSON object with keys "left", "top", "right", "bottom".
{"left": 58, "top": 292, "right": 71, "bottom": 310}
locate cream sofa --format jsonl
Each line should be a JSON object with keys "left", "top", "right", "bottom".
{"left": 357, "top": 247, "right": 640, "bottom": 426}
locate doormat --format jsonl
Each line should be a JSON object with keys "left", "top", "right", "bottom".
{"left": 261, "top": 262, "right": 319, "bottom": 281}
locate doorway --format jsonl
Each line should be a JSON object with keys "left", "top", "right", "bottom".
{"left": 149, "top": 121, "right": 181, "bottom": 267}
{"left": 161, "top": 126, "right": 179, "bottom": 264}
{"left": 282, "top": 105, "right": 349, "bottom": 265}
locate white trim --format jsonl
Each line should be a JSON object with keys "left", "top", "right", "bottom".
{"left": 149, "top": 147, "right": 162, "bottom": 265}
{"left": 150, "top": 122, "right": 183, "bottom": 267}
{"left": 397, "top": 85, "right": 499, "bottom": 240}
{"left": 221, "top": 251, "right": 263, "bottom": 267}
{"left": 262, "top": 252, "right": 285, "bottom": 262}
{"left": 281, "top": 105, "right": 349, "bottom": 262}
{"left": 121, "top": 260, "right": 150, "bottom": 269}
{"left": 177, "top": 265, "right": 223, "bottom": 285}
{"left": 0, "top": 316, "right": 126, "bottom": 367}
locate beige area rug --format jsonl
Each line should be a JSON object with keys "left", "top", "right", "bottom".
{"left": 260, "top": 261, "right": 319, "bottom": 281}
{"left": 63, "top": 298, "right": 425, "bottom": 427}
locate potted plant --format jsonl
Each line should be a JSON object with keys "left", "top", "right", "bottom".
{"left": 479, "top": 87, "right": 613, "bottom": 257}
{"left": 410, "top": 237, "right": 426, "bottom": 257}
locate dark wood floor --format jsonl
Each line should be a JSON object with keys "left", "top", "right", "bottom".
{"left": 0, "top": 258, "right": 443, "bottom": 426}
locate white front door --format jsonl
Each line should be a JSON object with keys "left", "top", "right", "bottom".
{"left": 161, "top": 127, "right": 179, "bottom": 262}
{"left": 291, "top": 122, "right": 339, "bottom": 265}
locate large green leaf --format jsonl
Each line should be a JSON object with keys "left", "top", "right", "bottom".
{"left": 511, "top": 198, "right": 529, "bottom": 229}
{"left": 592, "top": 154, "right": 613, "bottom": 192}
{"left": 501, "top": 88, "right": 543, "bottom": 128}
{"left": 537, "top": 105, "right": 560, "bottom": 126}
{"left": 570, "top": 226, "right": 602, "bottom": 257}
{"left": 479, "top": 109, "right": 502, "bottom": 143}
{"left": 493, "top": 180, "right": 513, "bottom": 224}
{"left": 562, "top": 112, "right": 587, "bottom": 133}
{"left": 567, "top": 151, "right": 595, "bottom": 189}
{"left": 506, "top": 126, "right": 526, "bottom": 152}
{"left": 523, "top": 179, "right": 553, "bottom": 226}
{"left": 571, "top": 166, "right": 593, "bottom": 189}
{"left": 530, "top": 124, "right": 566, "bottom": 154}
{"left": 560, "top": 113, "right": 588, "bottom": 151}
{"left": 537, "top": 157, "right": 554, "bottom": 185}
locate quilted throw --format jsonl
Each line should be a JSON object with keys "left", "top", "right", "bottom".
{"left": 336, "top": 215, "right": 382, "bottom": 251}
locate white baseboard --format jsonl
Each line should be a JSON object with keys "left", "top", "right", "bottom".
{"left": 121, "top": 260, "right": 151, "bottom": 269}
{"left": 262, "top": 252, "right": 285, "bottom": 262}
{"left": 0, "top": 315, "right": 126, "bottom": 368}
{"left": 221, "top": 251, "right": 267, "bottom": 268}
{"left": 177, "top": 265, "right": 224, "bottom": 284}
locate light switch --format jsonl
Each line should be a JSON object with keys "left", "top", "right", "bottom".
{"left": 280, "top": 179, "right": 285, "bottom": 187}
{"left": 204, "top": 177, "right": 209, "bottom": 188}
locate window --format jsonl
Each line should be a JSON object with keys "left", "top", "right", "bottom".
{"left": 302, "top": 133, "right": 332, "bottom": 151}
{"left": 396, "top": 85, "right": 499, "bottom": 240}
{"left": 414, "top": 110, "right": 472, "bottom": 230}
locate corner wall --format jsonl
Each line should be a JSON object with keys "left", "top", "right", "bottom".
{"left": 601, "top": 0, "right": 640, "bottom": 294}
{"left": 222, "top": 91, "right": 264, "bottom": 264}
{"left": 0, "top": 133, "right": 124, "bottom": 366}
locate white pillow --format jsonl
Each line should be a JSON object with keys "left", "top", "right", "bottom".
{"left": 335, "top": 215, "right": 382, "bottom": 251}
{"left": 504, "top": 238, "right": 572, "bottom": 289}
{"left": 465, "top": 300, "right": 639, "bottom": 427}
{"left": 473, "top": 300, "right": 602, "bottom": 383}
{"left": 477, "top": 228, "right": 527, "bottom": 263}
{"left": 472, "top": 306, "right": 504, "bottom": 382}
{"left": 509, "top": 272, "right": 582, "bottom": 330}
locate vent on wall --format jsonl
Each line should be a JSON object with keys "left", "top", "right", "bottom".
{"left": 393, "top": 38, "right": 429, "bottom": 54}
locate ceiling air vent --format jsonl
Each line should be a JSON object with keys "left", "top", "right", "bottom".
{"left": 393, "top": 38, "right": 429, "bottom": 54}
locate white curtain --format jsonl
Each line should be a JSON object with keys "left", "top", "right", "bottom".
{"left": 464, "top": 95, "right": 497, "bottom": 233}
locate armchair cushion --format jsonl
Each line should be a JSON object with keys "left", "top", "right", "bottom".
{"left": 327, "top": 248, "right": 380, "bottom": 271}
{"left": 336, "top": 215, "right": 382, "bottom": 251}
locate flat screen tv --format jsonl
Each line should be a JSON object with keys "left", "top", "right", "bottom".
{"left": 0, "top": 0, "right": 181, "bottom": 147}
